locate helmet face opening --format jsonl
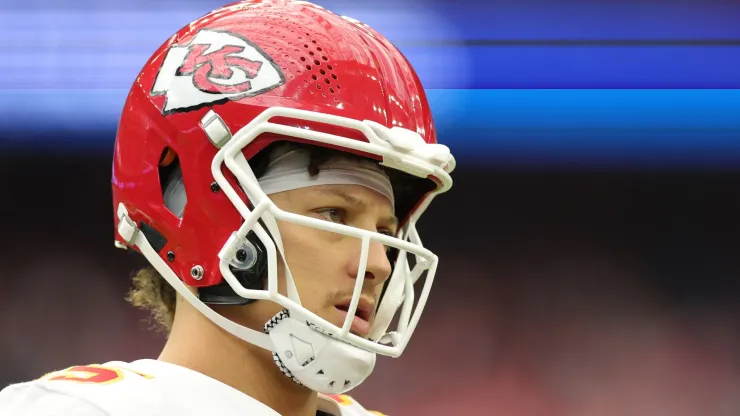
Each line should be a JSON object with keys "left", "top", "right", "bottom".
{"left": 206, "top": 105, "right": 451, "bottom": 354}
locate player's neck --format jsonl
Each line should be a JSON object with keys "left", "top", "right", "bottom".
{"left": 158, "top": 308, "right": 319, "bottom": 416}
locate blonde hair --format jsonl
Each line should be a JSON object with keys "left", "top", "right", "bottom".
{"left": 126, "top": 267, "right": 176, "bottom": 332}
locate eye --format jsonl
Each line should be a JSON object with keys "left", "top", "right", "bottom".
{"left": 377, "top": 228, "right": 394, "bottom": 237}
{"left": 315, "top": 207, "right": 346, "bottom": 224}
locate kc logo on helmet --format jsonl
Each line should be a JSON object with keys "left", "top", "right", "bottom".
{"left": 151, "top": 29, "right": 285, "bottom": 114}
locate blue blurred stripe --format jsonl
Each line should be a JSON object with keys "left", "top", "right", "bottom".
{"left": 3, "top": 0, "right": 740, "bottom": 167}
{"left": 4, "top": 6, "right": 740, "bottom": 90}
{"left": 427, "top": 89, "right": 740, "bottom": 130}
{"left": 2, "top": 89, "right": 739, "bottom": 131}
{"left": 4, "top": 0, "right": 740, "bottom": 40}
{"left": 411, "top": 46, "right": 740, "bottom": 89}
{"left": 409, "top": 1, "right": 740, "bottom": 41}
{"left": 5, "top": 46, "right": 740, "bottom": 90}
{"left": 2, "top": 89, "right": 740, "bottom": 166}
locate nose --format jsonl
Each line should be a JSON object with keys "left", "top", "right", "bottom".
{"left": 348, "top": 239, "right": 392, "bottom": 286}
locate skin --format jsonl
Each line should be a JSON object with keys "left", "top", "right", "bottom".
{"left": 158, "top": 183, "right": 397, "bottom": 416}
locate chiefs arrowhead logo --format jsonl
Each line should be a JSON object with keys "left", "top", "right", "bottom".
{"left": 151, "top": 29, "right": 285, "bottom": 114}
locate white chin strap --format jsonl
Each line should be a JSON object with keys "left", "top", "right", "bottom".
{"left": 264, "top": 310, "right": 377, "bottom": 393}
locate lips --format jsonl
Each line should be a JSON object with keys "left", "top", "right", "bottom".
{"left": 335, "top": 299, "right": 373, "bottom": 322}
{"left": 334, "top": 297, "right": 375, "bottom": 336}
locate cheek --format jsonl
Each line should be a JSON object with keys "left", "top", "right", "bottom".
{"left": 374, "top": 284, "right": 385, "bottom": 297}
{"left": 281, "top": 227, "right": 327, "bottom": 274}
{"left": 279, "top": 221, "right": 344, "bottom": 271}
{"left": 276, "top": 224, "right": 341, "bottom": 311}
{"left": 278, "top": 224, "right": 336, "bottom": 306}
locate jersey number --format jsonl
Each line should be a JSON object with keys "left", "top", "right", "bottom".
{"left": 42, "top": 365, "right": 151, "bottom": 385}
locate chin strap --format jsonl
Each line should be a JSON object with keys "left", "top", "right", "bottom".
{"left": 264, "top": 310, "right": 303, "bottom": 385}
{"left": 264, "top": 309, "right": 377, "bottom": 394}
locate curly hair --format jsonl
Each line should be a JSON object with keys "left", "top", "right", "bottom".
{"left": 126, "top": 141, "right": 381, "bottom": 332}
{"left": 127, "top": 267, "right": 178, "bottom": 332}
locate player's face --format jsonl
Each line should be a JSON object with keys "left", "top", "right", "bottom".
{"left": 238, "top": 183, "right": 396, "bottom": 337}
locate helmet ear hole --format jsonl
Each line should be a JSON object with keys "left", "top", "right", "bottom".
{"left": 159, "top": 147, "right": 187, "bottom": 218}
{"left": 199, "top": 230, "right": 268, "bottom": 306}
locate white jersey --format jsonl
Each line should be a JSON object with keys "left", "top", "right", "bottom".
{"left": 0, "top": 360, "right": 387, "bottom": 416}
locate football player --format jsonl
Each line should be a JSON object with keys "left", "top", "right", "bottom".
{"left": 0, "top": 1, "right": 455, "bottom": 415}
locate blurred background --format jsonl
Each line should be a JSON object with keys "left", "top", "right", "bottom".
{"left": 2, "top": 0, "right": 740, "bottom": 415}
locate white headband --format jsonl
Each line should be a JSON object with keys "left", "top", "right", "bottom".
{"left": 257, "top": 149, "right": 395, "bottom": 209}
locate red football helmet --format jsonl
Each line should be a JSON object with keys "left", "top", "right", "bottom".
{"left": 112, "top": 0, "right": 455, "bottom": 393}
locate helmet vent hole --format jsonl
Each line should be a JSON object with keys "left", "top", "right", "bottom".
{"left": 290, "top": 38, "right": 335, "bottom": 99}
{"left": 158, "top": 147, "right": 187, "bottom": 218}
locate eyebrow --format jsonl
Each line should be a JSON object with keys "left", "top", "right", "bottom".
{"left": 312, "top": 187, "right": 399, "bottom": 228}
